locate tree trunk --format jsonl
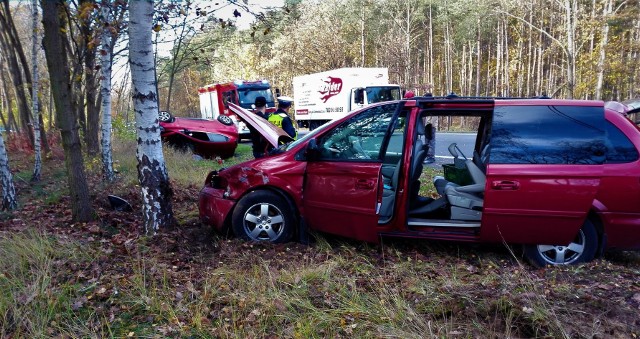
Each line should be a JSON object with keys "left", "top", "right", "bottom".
{"left": 0, "top": 63, "right": 19, "bottom": 133}
{"left": 31, "top": 0, "right": 42, "bottom": 182}
{"left": 80, "top": 0, "right": 100, "bottom": 156}
{"left": 41, "top": 0, "right": 94, "bottom": 222}
{"left": 100, "top": 0, "right": 115, "bottom": 182}
{"left": 0, "top": 27, "right": 34, "bottom": 146}
{"left": 595, "top": 0, "right": 612, "bottom": 100}
{"left": 129, "top": 0, "right": 174, "bottom": 235}
{"left": 0, "top": 130, "right": 17, "bottom": 210}
{"left": 564, "top": 0, "right": 577, "bottom": 98}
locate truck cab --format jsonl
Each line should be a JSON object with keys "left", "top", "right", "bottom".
{"left": 199, "top": 80, "right": 276, "bottom": 139}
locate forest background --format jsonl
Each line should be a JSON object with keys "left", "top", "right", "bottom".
{"left": 3, "top": 0, "right": 639, "bottom": 131}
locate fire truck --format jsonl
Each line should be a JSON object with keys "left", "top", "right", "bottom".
{"left": 198, "top": 80, "right": 277, "bottom": 139}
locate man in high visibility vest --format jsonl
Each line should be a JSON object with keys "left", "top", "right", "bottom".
{"left": 268, "top": 96, "right": 297, "bottom": 139}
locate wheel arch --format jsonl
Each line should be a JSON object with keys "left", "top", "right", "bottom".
{"left": 588, "top": 206, "right": 607, "bottom": 258}
{"left": 232, "top": 185, "right": 302, "bottom": 238}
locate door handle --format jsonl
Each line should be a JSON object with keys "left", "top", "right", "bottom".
{"left": 491, "top": 180, "right": 520, "bottom": 190}
{"left": 356, "top": 179, "right": 375, "bottom": 189}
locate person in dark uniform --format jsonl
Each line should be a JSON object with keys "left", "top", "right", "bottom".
{"left": 248, "top": 96, "right": 271, "bottom": 158}
{"left": 268, "top": 96, "right": 296, "bottom": 139}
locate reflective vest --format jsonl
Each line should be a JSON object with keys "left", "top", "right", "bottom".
{"left": 268, "top": 112, "right": 297, "bottom": 139}
{"left": 268, "top": 112, "right": 287, "bottom": 128}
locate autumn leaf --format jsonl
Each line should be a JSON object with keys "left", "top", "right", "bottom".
{"left": 153, "top": 24, "right": 162, "bottom": 32}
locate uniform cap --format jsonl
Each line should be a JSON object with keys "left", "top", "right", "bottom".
{"left": 254, "top": 96, "right": 267, "bottom": 107}
{"left": 278, "top": 96, "right": 294, "bottom": 107}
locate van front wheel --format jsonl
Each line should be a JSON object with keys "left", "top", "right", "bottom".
{"left": 232, "top": 191, "right": 295, "bottom": 243}
{"left": 523, "top": 219, "right": 598, "bottom": 267}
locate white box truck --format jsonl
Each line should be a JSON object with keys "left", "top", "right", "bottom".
{"left": 293, "top": 68, "right": 401, "bottom": 129}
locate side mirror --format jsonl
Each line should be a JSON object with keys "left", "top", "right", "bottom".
{"left": 275, "top": 88, "right": 281, "bottom": 97}
{"left": 354, "top": 88, "right": 364, "bottom": 105}
{"left": 305, "top": 138, "right": 320, "bottom": 161}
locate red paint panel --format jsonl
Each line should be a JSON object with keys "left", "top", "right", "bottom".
{"left": 596, "top": 111, "right": 640, "bottom": 248}
{"left": 481, "top": 164, "right": 601, "bottom": 244}
{"left": 303, "top": 161, "right": 381, "bottom": 242}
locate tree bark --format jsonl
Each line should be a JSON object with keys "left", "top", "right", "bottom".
{"left": 129, "top": 0, "right": 174, "bottom": 235}
{"left": 41, "top": 0, "right": 95, "bottom": 222}
{"left": 80, "top": 0, "right": 101, "bottom": 156}
{"left": 0, "top": 130, "right": 17, "bottom": 210}
{"left": 100, "top": 0, "right": 115, "bottom": 182}
{"left": 31, "top": 0, "right": 42, "bottom": 182}
{"left": 0, "top": 22, "right": 34, "bottom": 146}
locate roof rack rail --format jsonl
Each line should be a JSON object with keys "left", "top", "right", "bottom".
{"left": 413, "top": 94, "right": 553, "bottom": 100}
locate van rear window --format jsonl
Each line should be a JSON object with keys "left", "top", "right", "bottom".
{"left": 490, "top": 105, "right": 605, "bottom": 165}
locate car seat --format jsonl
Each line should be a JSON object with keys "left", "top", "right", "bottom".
{"left": 443, "top": 152, "right": 486, "bottom": 221}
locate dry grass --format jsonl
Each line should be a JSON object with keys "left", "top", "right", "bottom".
{"left": 1, "top": 139, "right": 639, "bottom": 337}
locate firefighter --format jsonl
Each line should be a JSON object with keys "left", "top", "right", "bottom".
{"left": 268, "top": 96, "right": 297, "bottom": 139}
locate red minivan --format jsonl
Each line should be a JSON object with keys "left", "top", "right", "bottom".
{"left": 199, "top": 99, "right": 640, "bottom": 266}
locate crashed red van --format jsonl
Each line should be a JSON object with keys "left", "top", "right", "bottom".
{"left": 199, "top": 98, "right": 640, "bottom": 266}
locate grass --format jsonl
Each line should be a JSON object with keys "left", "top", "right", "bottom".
{"left": 2, "top": 139, "right": 640, "bottom": 337}
{"left": 0, "top": 231, "right": 92, "bottom": 337}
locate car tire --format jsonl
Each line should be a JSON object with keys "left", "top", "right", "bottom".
{"left": 159, "top": 110, "right": 174, "bottom": 123}
{"left": 523, "top": 218, "right": 598, "bottom": 267}
{"left": 217, "top": 115, "right": 234, "bottom": 126}
{"left": 232, "top": 190, "right": 295, "bottom": 243}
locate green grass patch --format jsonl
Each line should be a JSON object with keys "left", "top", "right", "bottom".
{"left": 0, "top": 231, "right": 93, "bottom": 337}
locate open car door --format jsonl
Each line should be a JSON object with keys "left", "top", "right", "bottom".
{"left": 301, "top": 103, "right": 402, "bottom": 243}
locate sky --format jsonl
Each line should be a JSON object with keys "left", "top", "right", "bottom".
{"left": 155, "top": 0, "right": 285, "bottom": 57}
{"left": 112, "top": 0, "right": 285, "bottom": 86}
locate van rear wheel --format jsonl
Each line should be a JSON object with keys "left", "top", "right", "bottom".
{"left": 523, "top": 219, "right": 598, "bottom": 267}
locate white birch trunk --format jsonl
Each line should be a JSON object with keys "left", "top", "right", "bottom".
{"left": 595, "top": 0, "right": 612, "bottom": 100}
{"left": 0, "top": 131, "right": 17, "bottom": 210}
{"left": 31, "top": 0, "right": 41, "bottom": 182}
{"left": 129, "top": 0, "right": 174, "bottom": 235}
{"left": 100, "top": 0, "right": 115, "bottom": 182}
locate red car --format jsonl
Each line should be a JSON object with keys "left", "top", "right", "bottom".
{"left": 159, "top": 111, "right": 238, "bottom": 158}
{"left": 199, "top": 99, "right": 640, "bottom": 266}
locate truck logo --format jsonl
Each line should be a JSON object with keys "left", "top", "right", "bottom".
{"left": 318, "top": 77, "right": 343, "bottom": 103}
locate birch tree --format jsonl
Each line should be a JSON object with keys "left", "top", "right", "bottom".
{"left": 100, "top": 0, "right": 115, "bottom": 182}
{"left": 129, "top": 0, "right": 174, "bottom": 234}
{"left": 41, "top": 0, "right": 94, "bottom": 222}
{"left": 30, "top": 0, "right": 41, "bottom": 182}
{"left": 0, "top": 130, "right": 16, "bottom": 210}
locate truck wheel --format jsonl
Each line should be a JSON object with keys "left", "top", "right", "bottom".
{"left": 309, "top": 121, "right": 320, "bottom": 130}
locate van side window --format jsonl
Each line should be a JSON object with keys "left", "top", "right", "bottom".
{"left": 490, "top": 105, "right": 606, "bottom": 165}
{"left": 316, "top": 104, "right": 398, "bottom": 161}
{"left": 605, "top": 121, "right": 639, "bottom": 163}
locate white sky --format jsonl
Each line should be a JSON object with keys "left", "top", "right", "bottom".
{"left": 155, "top": 0, "right": 285, "bottom": 57}
{"left": 112, "top": 0, "right": 285, "bottom": 86}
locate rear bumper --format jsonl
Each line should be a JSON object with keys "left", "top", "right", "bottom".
{"left": 199, "top": 187, "right": 235, "bottom": 231}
